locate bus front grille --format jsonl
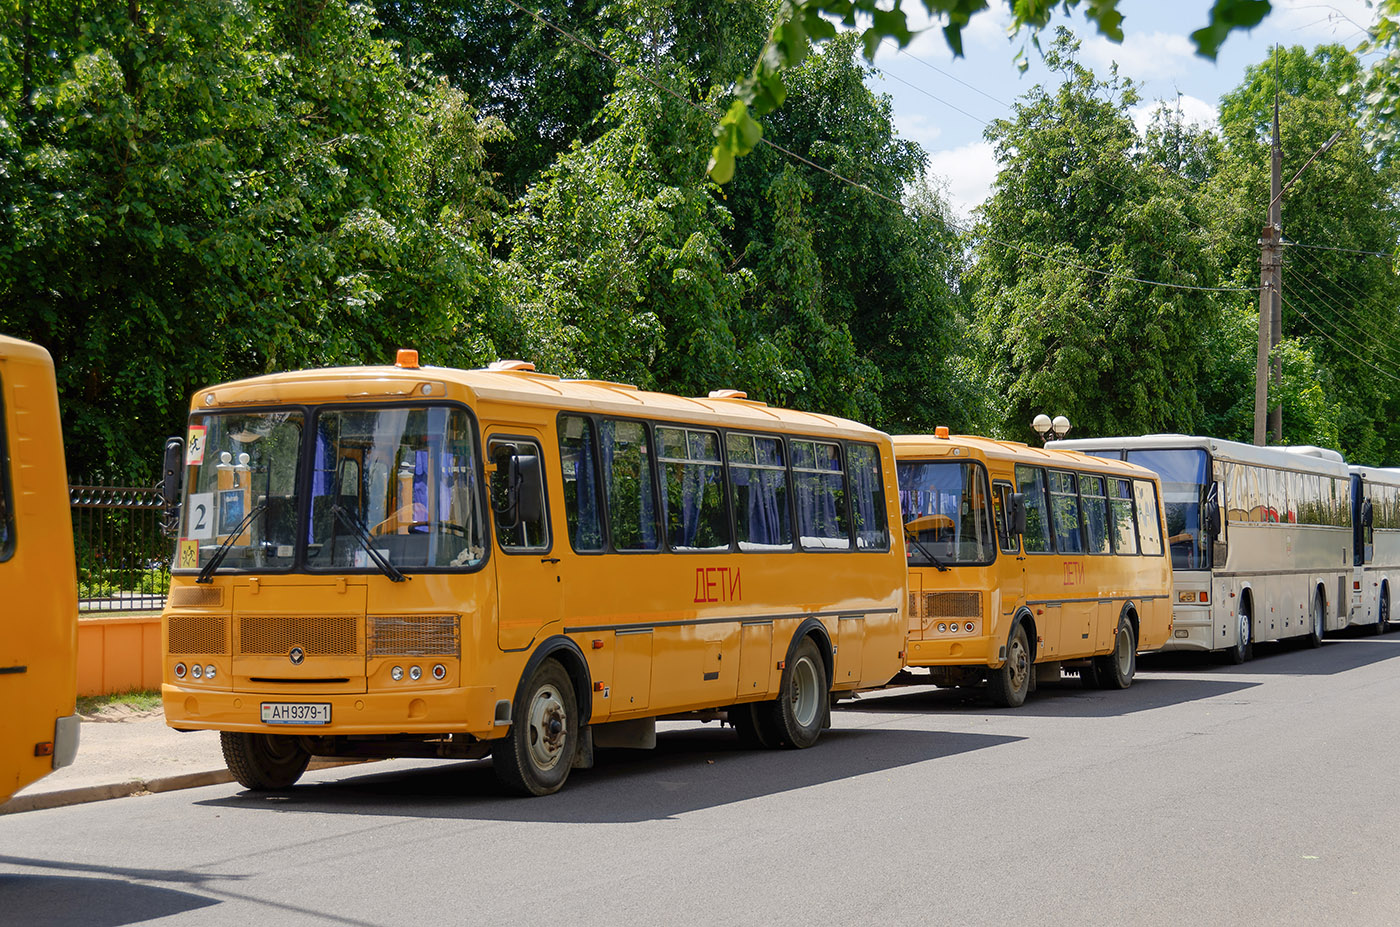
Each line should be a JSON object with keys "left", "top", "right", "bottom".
{"left": 237, "top": 616, "right": 360, "bottom": 655}
{"left": 168, "top": 586, "right": 225, "bottom": 608}
{"left": 168, "top": 615, "right": 228, "bottom": 654}
{"left": 368, "top": 615, "right": 460, "bottom": 657}
{"left": 919, "top": 592, "right": 982, "bottom": 621}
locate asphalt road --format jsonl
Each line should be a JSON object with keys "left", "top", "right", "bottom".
{"left": 4, "top": 633, "right": 1400, "bottom": 927}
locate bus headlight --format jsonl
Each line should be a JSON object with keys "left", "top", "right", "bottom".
{"left": 391, "top": 666, "right": 404, "bottom": 681}
{"left": 409, "top": 665, "right": 422, "bottom": 681}
{"left": 174, "top": 663, "right": 187, "bottom": 679}
{"left": 432, "top": 664, "right": 446, "bottom": 680}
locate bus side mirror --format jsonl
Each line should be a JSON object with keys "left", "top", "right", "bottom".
{"left": 1205, "top": 499, "right": 1221, "bottom": 539}
{"left": 161, "top": 437, "right": 184, "bottom": 536}
{"left": 1362, "top": 498, "right": 1374, "bottom": 529}
{"left": 1010, "top": 493, "right": 1027, "bottom": 536}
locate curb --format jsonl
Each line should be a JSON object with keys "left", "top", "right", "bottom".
{"left": 0, "top": 758, "right": 377, "bottom": 816}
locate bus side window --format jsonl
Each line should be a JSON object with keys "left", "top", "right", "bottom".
{"left": 657, "top": 427, "right": 729, "bottom": 552}
{"left": 1134, "top": 479, "right": 1164, "bottom": 556}
{"left": 1109, "top": 478, "right": 1138, "bottom": 554}
{"left": 558, "top": 415, "right": 604, "bottom": 552}
{"left": 600, "top": 418, "right": 660, "bottom": 551}
{"left": 490, "top": 437, "right": 550, "bottom": 552}
{"left": 992, "top": 481, "right": 1018, "bottom": 554}
{"left": 847, "top": 442, "right": 889, "bottom": 551}
{"left": 728, "top": 433, "right": 792, "bottom": 552}
{"left": 792, "top": 439, "right": 850, "bottom": 550}
{"left": 1014, "top": 465, "right": 1052, "bottom": 554}
{"left": 1079, "top": 474, "right": 1111, "bottom": 554}
{"left": 1048, "top": 469, "right": 1083, "bottom": 554}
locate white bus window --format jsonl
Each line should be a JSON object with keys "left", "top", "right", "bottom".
{"left": 727, "top": 433, "right": 792, "bottom": 551}
{"left": 490, "top": 437, "right": 550, "bottom": 553}
{"left": 657, "top": 427, "right": 728, "bottom": 552}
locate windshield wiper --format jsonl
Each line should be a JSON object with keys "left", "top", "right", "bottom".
{"left": 196, "top": 502, "right": 269, "bottom": 584}
{"left": 903, "top": 525, "right": 950, "bottom": 572}
{"left": 332, "top": 503, "right": 408, "bottom": 583}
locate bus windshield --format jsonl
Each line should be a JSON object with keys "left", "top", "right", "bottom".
{"left": 897, "top": 460, "right": 996, "bottom": 566}
{"left": 1125, "top": 448, "right": 1210, "bottom": 570}
{"left": 179, "top": 405, "right": 486, "bottom": 574}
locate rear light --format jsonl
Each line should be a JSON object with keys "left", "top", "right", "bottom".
{"left": 1355, "top": 581, "right": 1362, "bottom": 590}
{"left": 1198, "top": 591, "right": 1209, "bottom": 603}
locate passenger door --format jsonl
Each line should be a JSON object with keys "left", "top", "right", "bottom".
{"left": 488, "top": 432, "right": 563, "bottom": 650}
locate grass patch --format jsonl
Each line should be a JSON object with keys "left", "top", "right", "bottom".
{"left": 76, "top": 689, "right": 162, "bottom": 715}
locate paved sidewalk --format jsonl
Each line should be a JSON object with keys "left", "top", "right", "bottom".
{"left": 0, "top": 712, "right": 370, "bottom": 815}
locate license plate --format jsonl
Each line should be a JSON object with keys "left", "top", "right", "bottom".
{"left": 260, "top": 702, "right": 331, "bottom": 725}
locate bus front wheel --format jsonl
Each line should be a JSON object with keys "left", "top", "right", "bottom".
{"left": 1306, "top": 591, "right": 1325, "bottom": 648}
{"left": 221, "top": 732, "right": 311, "bottom": 790}
{"left": 494, "top": 659, "right": 578, "bottom": 796}
{"left": 989, "top": 624, "right": 1031, "bottom": 708}
{"left": 1092, "top": 615, "right": 1137, "bottom": 689}
{"left": 730, "top": 701, "right": 778, "bottom": 749}
{"left": 766, "top": 637, "right": 827, "bottom": 748}
{"left": 1224, "top": 602, "right": 1253, "bottom": 665}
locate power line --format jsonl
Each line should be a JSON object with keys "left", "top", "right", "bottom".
{"left": 1286, "top": 239, "right": 1396, "bottom": 260}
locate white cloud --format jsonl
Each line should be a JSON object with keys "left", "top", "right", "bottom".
{"left": 1269, "top": 0, "right": 1375, "bottom": 43}
{"left": 926, "top": 141, "right": 1000, "bottom": 223}
{"left": 1130, "top": 94, "right": 1220, "bottom": 137}
{"left": 901, "top": 3, "right": 1016, "bottom": 62}
{"left": 891, "top": 111, "right": 945, "bottom": 148}
{"left": 1081, "top": 31, "right": 1198, "bottom": 81}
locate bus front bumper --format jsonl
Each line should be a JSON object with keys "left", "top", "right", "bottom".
{"left": 1158, "top": 608, "right": 1213, "bottom": 653}
{"left": 905, "top": 636, "right": 996, "bottom": 667}
{"left": 161, "top": 685, "right": 506, "bottom": 741}
{"left": 53, "top": 713, "right": 80, "bottom": 770}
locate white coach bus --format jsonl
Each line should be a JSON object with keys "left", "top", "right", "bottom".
{"left": 1348, "top": 465, "right": 1400, "bottom": 634}
{"left": 1051, "top": 435, "right": 1351, "bottom": 663}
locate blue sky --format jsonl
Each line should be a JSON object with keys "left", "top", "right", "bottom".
{"left": 864, "top": 0, "right": 1375, "bottom": 221}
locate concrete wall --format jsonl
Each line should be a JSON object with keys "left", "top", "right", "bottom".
{"left": 77, "top": 613, "right": 161, "bottom": 696}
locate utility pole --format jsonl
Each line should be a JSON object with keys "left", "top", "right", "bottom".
{"left": 1254, "top": 56, "right": 1284, "bottom": 446}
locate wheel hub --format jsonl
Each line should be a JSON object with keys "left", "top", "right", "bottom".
{"left": 526, "top": 686, "right": 567, "bottom": 771}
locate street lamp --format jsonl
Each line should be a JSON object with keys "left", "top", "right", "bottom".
{"left": 1032, "top": 414, "right": 1071, "bottom": 445}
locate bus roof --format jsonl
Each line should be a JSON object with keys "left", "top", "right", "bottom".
{"left": 1350, "top": 465, "right": 1400, "bottom": 486}
{"left": 892, "top": 433, "right": 1159, "bottom": 480}
{"left": 1051, "top": 434, "right": 1351, "bottom": 476}
{"left": 192, "top": 361, "right": 886, "bottom": 441}
{"left": 0, "top": 334, "right": 55, "bottom": 367}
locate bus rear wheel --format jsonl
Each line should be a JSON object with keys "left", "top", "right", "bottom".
{"left": 1377, "top": 588, "right": 1390, "bottom": 635}
{"left": 221, "top": 732, "right": 311, "bottom": 790}
{"left": 765, "top": 637, "right": 827, "bottom": 749}
{"left": 989, "top": 623, "right": 1031, "bottom": 708}
{"left": 493, "top": 659, "right": 578, "bottom": 796}
{"left": 1092, "top": 615, "right": 1136, "bottom": 689}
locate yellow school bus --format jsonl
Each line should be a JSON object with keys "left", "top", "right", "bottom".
{"left": 161, "top": 354, "right": 906, "bottom": 795}
{"left": 895, "top": 431, "right": 1172, "bottom": 707}
{"left": 0, "top": 335, "right": 80, "bottom": 803}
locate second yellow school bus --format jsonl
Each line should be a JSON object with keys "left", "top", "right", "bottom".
{"left": 161, "top": 354, "right": 906, "bottom": 795}
{"left": 895, "top": 432, "right": 1172, "bottom": 707}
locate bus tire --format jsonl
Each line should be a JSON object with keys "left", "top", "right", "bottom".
{"left": 493, "top": 659, "right": 578, "bottom": 796}
{"left": 1224, "top": 600, "right": 1253, "bottom": 665}
{"left": 1080, "top": 661, "right": 1102, "bottom": 689}
{"left": 221, "top": 732, "right": 311, "bottom": 790}
{"left": 1092, "top": 615, "right": 1136, "bottom": 689}
{"left": 730, "top": 701, "right": 777, "bottom": 749}
{"left": 1380, "top": 587, "right": 1392, "bottom": 634}
{"left": 989, "top": 623, "right": 1031, "bottom": 708}
{"left": 766, "top": 637, "right": 827, "bottom": 749}
{"left": 1306, "top": 590, "right": 1325, "bottom": 648}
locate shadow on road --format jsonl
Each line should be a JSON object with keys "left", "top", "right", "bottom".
{"left": 196, "top": 726, "right": 1019, "bottom": 823}
{"left": 844, "top": 675, "right": 1260, "bottom": 719}
{"left": 1141, "top": 633, "right": 1400, "bottom": 677}
{"left": 0, "top": 871, "right": 217, "bottom": 927}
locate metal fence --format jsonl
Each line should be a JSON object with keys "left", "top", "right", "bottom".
{"left": 71, "top": 482, "right": 171, "bottom": 613}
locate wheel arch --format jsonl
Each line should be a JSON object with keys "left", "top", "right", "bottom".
{"left": 514, "top": 635, "right": 593, "bottom": 724}
{"left": 1010, "top": 607, "right": 1037, "bottom": 664}
{"left": 1119, "top": 601, "right": 1140, "bottom": 645}
{"left": 786, "top": 616, "right": 834, "bottom": 686}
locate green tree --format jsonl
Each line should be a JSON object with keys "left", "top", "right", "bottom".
{"left": 0, "top": 0, "right": 507, "bottom": 478}
{"left": 968, "top": 31, "right": 1222, "bottom": 442}
{"left": 1208, "top": 45, "right": 1400, "bottom": 461}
